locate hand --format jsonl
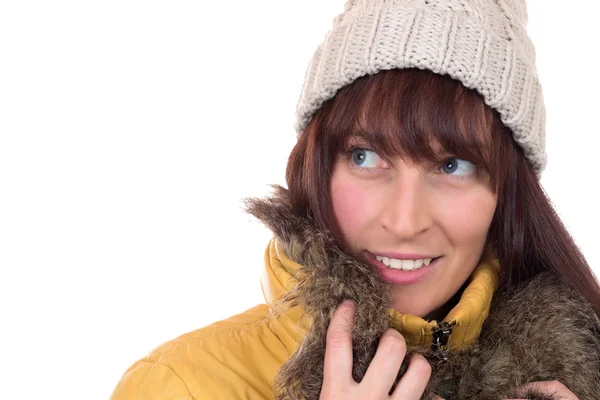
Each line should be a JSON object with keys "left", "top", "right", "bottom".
{"left": 507, "top": 380, "right": 579, "bottom": 400}
{"left": 320, "top": 300, "right": 434, "bottom": 399}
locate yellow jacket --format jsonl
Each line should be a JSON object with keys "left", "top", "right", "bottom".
{"left": 110, "top": 239, "right": 499, "bottom": 400}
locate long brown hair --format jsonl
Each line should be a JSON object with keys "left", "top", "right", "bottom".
{"left": 285, "top": 68, "right": 600, "bottom": 315}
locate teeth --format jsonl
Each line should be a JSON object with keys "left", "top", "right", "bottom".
{"left": 375, "top": 255, "right": 434, "bottom": 271}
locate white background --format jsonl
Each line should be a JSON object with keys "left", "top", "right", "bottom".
{"left": 0, "top": 1, "right": 598, "bottom": 399}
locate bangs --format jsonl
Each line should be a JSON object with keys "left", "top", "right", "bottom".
{"left": 320, "top": 68, "right": 499, "bottom": 183}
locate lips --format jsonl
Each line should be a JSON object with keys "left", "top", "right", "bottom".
{"left": 365, "top": 251, "right": 441, "bottom": 285}
{"left": 375, "top": 255, "right": 438, "bottom": 271}
{"left": 373, "top": 252, "right": 440, "bottom": 260}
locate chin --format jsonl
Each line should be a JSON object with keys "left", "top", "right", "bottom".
{"left": 392, "top": 303, "right": 431, "bottom": 318}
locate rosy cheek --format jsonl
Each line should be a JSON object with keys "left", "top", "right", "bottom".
{"left": 437, "top": 193, "right": 496, "bottom": 241}
{"left": 331, "top": 179, "right": 368, "bottom": 239}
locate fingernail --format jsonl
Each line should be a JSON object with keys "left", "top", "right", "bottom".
{"left": 340, "top": 299, "right": 356, "bottom": 312}
{"left": 341, "top": 299, "right": 356, "bottom": 309}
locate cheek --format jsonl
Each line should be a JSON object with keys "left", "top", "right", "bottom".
{"left": 437, "top": 190, "right": 496, "bottom": 244}
{"left": 330, "top": 175, "right": 370, "bottom": 241}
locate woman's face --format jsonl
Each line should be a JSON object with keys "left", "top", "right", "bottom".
{"left": 330, "top": 137, "right": 497, "bottom": 318}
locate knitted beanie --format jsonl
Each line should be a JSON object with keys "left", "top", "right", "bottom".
{"left": 294, "top": 0, "right": 547, "bottom": 176}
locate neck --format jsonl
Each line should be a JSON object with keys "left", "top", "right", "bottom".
{"left": 423, "top": 280, "right": 468, "bottom": 322}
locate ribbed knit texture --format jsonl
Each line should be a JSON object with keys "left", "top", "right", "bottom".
{"left": 294, "top": 0, "right": 547, "bottom": 176}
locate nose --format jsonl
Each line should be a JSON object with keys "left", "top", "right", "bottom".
{"left": 379, "top": 170, "right": 432, "bottom": 239}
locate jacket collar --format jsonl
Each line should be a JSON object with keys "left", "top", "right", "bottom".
{"left": 261, "top": 238, "right": 500, "bottom": 351}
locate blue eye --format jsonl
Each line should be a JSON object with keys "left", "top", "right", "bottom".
{"left": 351, "top": 148, "right": 381, "bottom": 169}
{"left": 440, "top": 157, "right": 477, "bottom": 177}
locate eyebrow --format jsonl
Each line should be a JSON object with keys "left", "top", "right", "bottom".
{"left": 347, "top": 130, "right": 369, "bottom": 140}
{"left": 347, "top": 132, "right": 452, "bottom": 156}
{"left": 347, "top": 133, "right": 369, "bottom": 142}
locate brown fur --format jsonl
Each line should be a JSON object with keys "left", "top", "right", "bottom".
{"left": 244, "top": 185, "right": 600, "bottom": 399}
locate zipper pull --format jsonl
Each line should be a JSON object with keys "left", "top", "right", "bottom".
{"left": 431, "top": 321, "right": 455, "bottom": 363}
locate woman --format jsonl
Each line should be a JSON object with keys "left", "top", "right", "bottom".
{"left": 110, "top": 0, "right": 600, "bottom": 399}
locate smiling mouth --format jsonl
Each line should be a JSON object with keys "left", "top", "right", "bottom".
{"left": 373, "top": 254, "right": 442, "bottom": 271}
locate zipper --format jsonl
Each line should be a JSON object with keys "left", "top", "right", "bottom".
{"left": 431, "top": 320, "right": 456, "bottom": 363}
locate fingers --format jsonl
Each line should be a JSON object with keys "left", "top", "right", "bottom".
{"left": 362, "top": 328, "right": 407, "bottom": 393}
{"left": 322, "top": 301, "right": 433, "bottom": 400}
{"left": 390, "top": 353, "right": 432, "bottom": 400}
{"left": 322, "top": 300, "right": 356, "bottom": 394}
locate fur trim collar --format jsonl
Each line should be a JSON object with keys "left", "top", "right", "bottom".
{"left": 246, "top": 185, "right": 600, "bottom": 400}
{"left": 261, "top": 238, "right": 501, "bottom": 351}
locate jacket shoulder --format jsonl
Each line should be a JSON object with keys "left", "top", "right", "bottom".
{"left": 110, "top": 304, "right": 294, "bottom": 400}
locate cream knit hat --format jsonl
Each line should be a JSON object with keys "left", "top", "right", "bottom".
{"left": 294, "top": 0, "right": 547, "bottom": 176}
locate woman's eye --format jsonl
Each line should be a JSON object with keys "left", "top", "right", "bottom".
{"left": 350, "top": 148, "right": 384, "bottom": 169}
{"left": 440, "top": 157, "right": 477, "bottom": 177}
